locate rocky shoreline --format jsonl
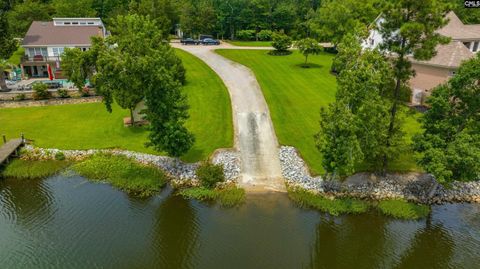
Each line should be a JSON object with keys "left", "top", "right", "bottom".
{"left": 22, "top": 146, "right": 241, "bottom": 185}
{"left": 279, "top": 146, "right": 480, "bottom": 204}
{"left": 20, "top": 145, "right": 480, "bottom": 204}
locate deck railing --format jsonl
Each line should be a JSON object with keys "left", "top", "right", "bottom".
{"left": 22, "top": 55, "right": 62, "bottom": 63}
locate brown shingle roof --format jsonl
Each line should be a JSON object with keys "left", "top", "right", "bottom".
{"left": 411, "top": 41, "right": 475, "bottom": 68}
{"left": 437, "top": 11, "right": 480, "bottom": 40}
{"left": 22, "top": 21, "right": 103, "bottom": 46}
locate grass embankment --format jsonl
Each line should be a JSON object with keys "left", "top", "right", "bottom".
{"left": 226, "top": 40, "right": 272, "bottom": 47}
{"left": 288, "top": 187, "right": 431, "bottom": 220}
{"left": 0, "top": 49, "right": 233, "bottom": 163}
{"left": 377, "top": 199, "right": 430, "bottom": 220}
{"left": 1, "top": 159, "right": 70, "bottom": 179}
{"left": 216, "top": 49, "right": 421, "bottom": 174}
{"left": 179, "top": 186, "right": 246, "bottom": 207}
{"left": 73, "top": 154, "right": 166, "bottom": 197}
{"left": 288, "top": 187, "right": 369, "bottom": 216}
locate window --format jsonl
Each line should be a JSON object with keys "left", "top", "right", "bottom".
{"left": 473, "top": 41, "right": 479, "bottom": 52}
{"left": 64, "top": 22, "right": 71, "bottom": 25}
{"left": 88, "top": 22, "right": 94, "bottom": 25}
{"left": 28, "top": 47, "right": 47, "bottom": 57}
{"left": 370, "top": 39, "right": 375, "bottom": 46}
{"left": 80, "top": 22, "right": 86, "bottom": 25}
{"left": 72, "top": 22, "right": 78, "bottom": 25}
{"left": 52, "top": 47, "right": 64, "bottom": 57}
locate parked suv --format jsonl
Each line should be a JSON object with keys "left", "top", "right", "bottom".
{"left": 201, "top": 38, "right": 220, "bottom": 45}
{"left": 181, "top": 38, "right": 199, "bottom": 45}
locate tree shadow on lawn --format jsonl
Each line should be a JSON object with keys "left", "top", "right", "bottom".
{"left": 124, "top": 125, "right": 149, "bottom": 134}
{"left": 294, "top": 63, "right": 324, "bottom": 69}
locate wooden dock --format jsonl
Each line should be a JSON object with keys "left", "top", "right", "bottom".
{"left": 0, "top": 136, "right": 24, "bottom": 165}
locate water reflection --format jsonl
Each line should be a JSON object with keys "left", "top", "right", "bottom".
{"left": 0, "top": 176, "right": 478, "bottom": 269}
{"left": 307, "top": 213, "right": 389, "bottom": 269}
{"left": 153, "top": 193, "right": 199, "bottom": 268}
{"left": 393, "top": 221, "right": 454, "bottom": 269}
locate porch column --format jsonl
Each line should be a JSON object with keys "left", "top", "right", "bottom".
{"left": 20, "top": 64, "right": 25, "bottom": 80}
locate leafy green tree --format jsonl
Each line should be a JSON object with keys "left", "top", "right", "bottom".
{"left": 449, "top": 0, "right": 480, "bottom": 24}
{"left": 246, "top": 0, "right": 269, "bottom": 39}
{"left": 271, "top": 31, "right": 292, "bottom": 53}
{"left": 316, "top": 41, "right": 396, "bottom": 176}
{"left": 92, "top": 0, "right": 129, "bottom": 19}
{"left": 331, "top": 33, "right": 362, "bottom": 74}
{"left": 295, "top": 37, "right": 322, "bottom": 65}
{"left": 143, "top": 63, "right": 194, "bottom": 157}
{"left": 315, "top": 101, "right": 363, "bottom": 177}
{"left": 90, "top": 14, "right": 193, "bottom": 156}
{"left": 414, "top": 55, "right": 480, "bottom": 183}
{"left": 1, "top": 2, "right": 17, "bottom": 90}
{"left": 314, "top": 0, "right": 378, "bottom": 45}
{"left": 7, "top": 0, "right": 52, "bottom": 37}
{"left": 129, "top": 0, "right": 180, "bottom": 34}
{"left": 271, "top": 2, "right": 296, "bottom": 32}
{"left": 378, "top": 0, "right": 451, "bottom": 173}
{"left": 53, "top": 0, "right": 97, "bottom": 17}
{"left": 180, "top": 0, "right": 216, "bottom": 37}
{"left": 61, "top": 43, "right": 99, "bottom": 92}
{"left": 92, "top": 15, "right": 171, "bottom": 126}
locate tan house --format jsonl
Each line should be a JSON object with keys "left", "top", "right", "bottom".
{"left": 363, "top": 11, "right": 480, "bottom": 105}
{"left": 21, "top": 18, "right": 105, "bottom": 79}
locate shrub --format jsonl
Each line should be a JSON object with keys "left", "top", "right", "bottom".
{"left": 15, "top": 93, "right": 26, "bottom": 101}
{"left": 270, "top": 32, "right": 292, "bottom": 55}
{"left": 32, "top": 83, "right": 51, "bottom": 100}
{"left": 54, "top": 151, "right": 66, "bottom": 161}
{"left": 196, "top": 161, "right": 225, "bottom": 188}
{"left": 257, "top": 30, "right": 273, "bottom": 41}
{"left": 57, "top": 89, "right": 70, "bottom": 98}
{"left": 236, "top": 29, "right": 256, "bottom": 41}
{"left": 377, "top": 199, "right": 430, "bottom": 220}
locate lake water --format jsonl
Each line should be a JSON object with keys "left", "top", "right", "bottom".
{"left": 0, "top": 175, "right": 479, "bottom": 269}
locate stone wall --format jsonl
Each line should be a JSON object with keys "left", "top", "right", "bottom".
{"left": 22, "top": 146, "right": 241, "bottom": 185}
{"left": 279, "top": 146, "right": 480, "bottom": 204}
{"left": 0, "top": 96, "right": 102, "bottom": 108}
{"left": 0, "top": 88, "right": 95, "bottom": 101}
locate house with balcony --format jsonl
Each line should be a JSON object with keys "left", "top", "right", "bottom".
{"left": 21, "top": 18, "right": 106, "bottom": 79}
{"left": 363, "top": 11, "right": 480, "bottom": 105}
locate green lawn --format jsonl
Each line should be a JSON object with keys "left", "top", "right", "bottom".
{"left": 217, "top": 49, "right": 421, "bottom": 174}
{"left": 226, "top": 40, "right": 272, "bottom": 47}
{"left": 0, "top": 49, "right": 233, "bottom": 163}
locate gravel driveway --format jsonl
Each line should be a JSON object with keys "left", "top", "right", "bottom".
{"left": 172, "top": 42, "right": 285, "bottom": 192}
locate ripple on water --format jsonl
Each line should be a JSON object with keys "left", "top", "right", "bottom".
{"left": 0, "top": 176, "right": 479, "bottom": 269}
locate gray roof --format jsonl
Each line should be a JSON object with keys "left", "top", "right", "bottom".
{"left": 411, "top": 41, "right": 475, "bottom": 68}
{"left": 23, "top": 21, "right": 103, "bottom": 46}
{"left": 437, "top": 11, "right": 480, "bottom": 41}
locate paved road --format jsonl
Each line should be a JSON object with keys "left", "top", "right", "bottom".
{"left": 172, "top": 42, "right": 285, "bottom": 192}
